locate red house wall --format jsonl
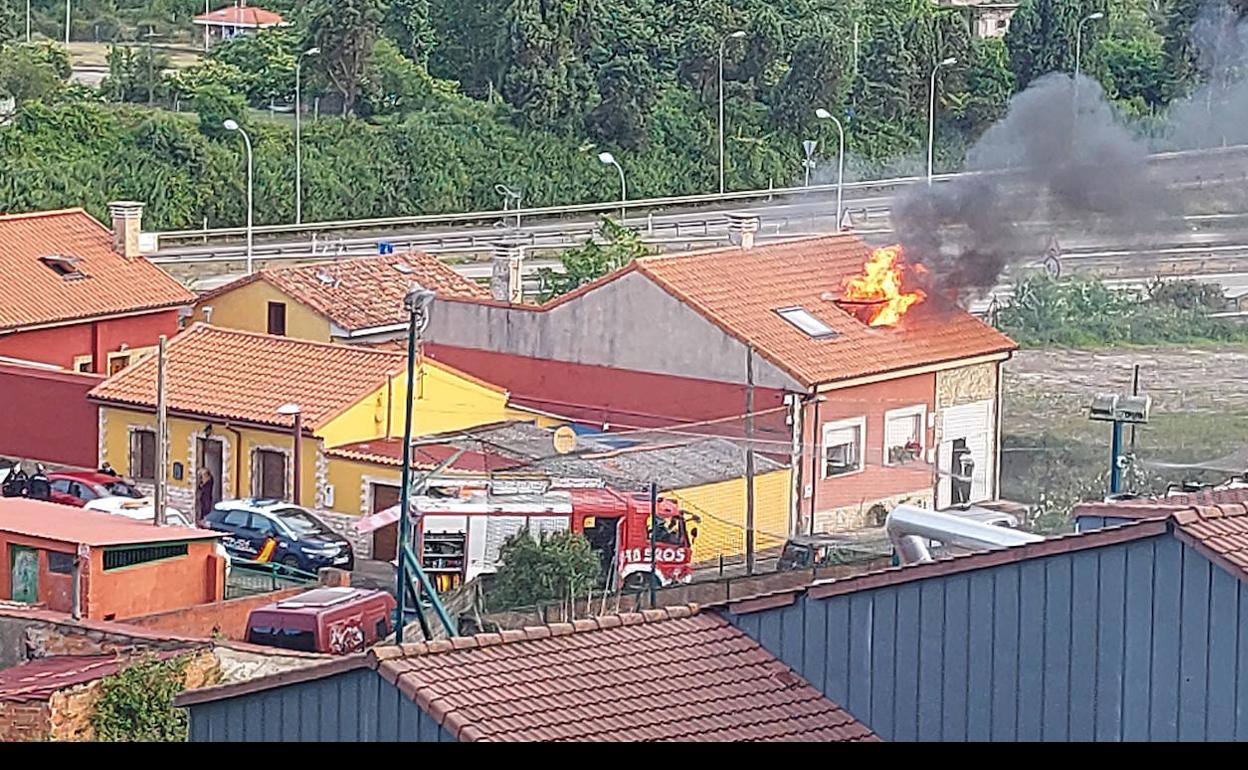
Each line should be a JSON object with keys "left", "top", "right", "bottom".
{"left": 0, "top": 309, "right": 181, "bottom": 372}
{"left": 800, "top": 372, "right": 936, "bottom": 519}
{"left": 0, "top": 362, "right": 102, "bottom": 468}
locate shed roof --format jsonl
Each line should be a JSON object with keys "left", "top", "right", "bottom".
{"left": 198, "top": 252, "right": 488, "bottom": 334}
{"left": 0, "top": 652, "right": 190, "bottom": 703}
{"left": 0, "top": 497, "right": 220, "bottom": 546}
{"left": 0, "top": 208, "right": 195, "bottom": 332}
{"left": 192, "top": 4, "right": 283, "bottom": 26}
{"left": 175, "top": 605, "right": 877, "bottom": 742}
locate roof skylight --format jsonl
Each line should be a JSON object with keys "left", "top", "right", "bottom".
{"left": 775, "top": 306, "right": 837, "bottom": 338}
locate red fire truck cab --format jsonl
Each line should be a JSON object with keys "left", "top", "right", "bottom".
{"left": 356, "top": 482, "right": 698, "bottom": 593}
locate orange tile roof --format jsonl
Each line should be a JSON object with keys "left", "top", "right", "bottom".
{"left": 193, "top": 4, "right": 283, "bottom": 26}
{"left": 88, "top": 324, "right": 406, "bottom": 430}
{"left": 0, "top": 497, "right": 220, "bottom": 546}
{"left": 200, "top": 252, "right": 488, "bottom": 334}
{"left": 0, "top": 208, "right": 195, "bottom": 332}
{"left": 633, "top": 234, "right": 1018, "bottom": 387}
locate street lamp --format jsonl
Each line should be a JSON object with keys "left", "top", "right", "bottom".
{"left": 395, "top": 285, "right": 436, "bottom": 644}
{"left": 718, "top": 30, "right": 746, "bottom": 195}
{"left": 815, "top": 108, "right": 846, "bottom": 231}
{"left": 276, "top": 404, "right": 302, "bottom": 504}
{"left": 26, "top": 0, "right": 31, "bottom": 42}
{"left": 295, "top": 47, "right": 321, "bottom": 225}
{"left": 64, "top": 0, "right": 70, "bottom": 45}
{"left": 495, "top": 183, "right": 522, "bottom": 228}
{"left": 1074, "top": 12, "right": 1104, "bottom": 111}
{"left": 223, "top": 119, "right": 254, "bottom": 274}
{"left": 927, "top": 57, "right": 957, "bottom": 184}
{"left": 598, "top": 151, "right": 627, "bottom": 223}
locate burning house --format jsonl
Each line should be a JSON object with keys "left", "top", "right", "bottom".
{"left": 419, "top": 223, "right": 1017, "bottom": 534}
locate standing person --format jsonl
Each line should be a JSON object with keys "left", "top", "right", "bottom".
{"left": 26, "top": 465, "right": 50, "bottom": 501}
{"left": 196, "top": 467, "right": 215, "bottom": 527}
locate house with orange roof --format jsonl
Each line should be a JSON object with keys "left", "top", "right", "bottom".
{"left": 87, "top": 324, "right": 550, "bottom": 552}
{"left": 192, "top": 1, "right": 286, "bottom": 51}
{"left": 0, "top": 202, "right": 195, "bottom": 376}
{"left": 421, "top": 223, "right": 1018, "bottom": 533}
{"left": 190, "top": 252, "right": 488, "bottom": 346}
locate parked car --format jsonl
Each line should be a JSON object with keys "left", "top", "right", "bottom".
{"left": 245, "top": 587, "right": 395, "bottom": 655}
{"left": 83, "top": 497, "right": 194, "bottom": 528}
{"left": 204, "top": 499, "right": 355, "bottom": 572}
{"left": 48, "top": 471, "right": 143, "bottom": 508}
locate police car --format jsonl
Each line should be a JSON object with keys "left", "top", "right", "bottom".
{"left": 203, "top": 499, "right": 354, "bottom": 572}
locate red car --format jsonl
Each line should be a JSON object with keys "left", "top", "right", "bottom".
{"left": 47, "top": 471, "right": 144, "bottom": 508}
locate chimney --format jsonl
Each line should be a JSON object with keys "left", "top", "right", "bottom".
{"left": 108, "top": 201, "right": 144, "bottom": 260}
{"left": 491, "top": 243, "right": 524, "bottom": 303}
{"left": 726, "top": 212, "right": 760, "bottom": 250}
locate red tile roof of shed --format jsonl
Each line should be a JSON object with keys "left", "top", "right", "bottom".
{"left": 1072, "top": 488, "right": 1248, "bottom": 520}
{"left": 0, "top": 208, "right": 195, "bottom": 332}
{"left": 0, "top": 497, "right": 220, "bottom": 546}
{"left": 199, "top": 252, "right": 488, "bottom": 334}
{"left": 176, "top": 605, "right": 877, "bottom": 742}
{"left": 325, "top": 438, "right": 524, "bottom": 472}
{"left": 632, "top": 234, "right": 1017, "bottom": 387}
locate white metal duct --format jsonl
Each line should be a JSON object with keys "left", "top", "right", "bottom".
{"left": 885, "top": 504, "right": 1043, "bottom": 565}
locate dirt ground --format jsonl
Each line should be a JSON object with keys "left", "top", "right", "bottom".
{"left": 1001, "top": 345, "right": 1248, "bottom": 531}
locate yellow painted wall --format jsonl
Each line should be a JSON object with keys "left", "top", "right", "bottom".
{"left": 325, "top": 456, "right": 401, "bottom": 518}
{"left": 99, "top": 406, "right": 323, "bottom": 508}
{"left": 668, "top": 468, "right": 793, "bottom": 564}
{"left": 383, "top": 362, "right": 527, "bottom": 438}
{"left": 192, "top": 280, "right": 331, "bottom": 342}
{"left": 318, "top": 384, "right": 391, "bottom": 448}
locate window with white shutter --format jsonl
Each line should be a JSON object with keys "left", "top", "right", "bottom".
{"left": 884, "top": 405, "right": 926, "bottom": 466}
{"left": 822, "top": 417, "right": 865, "bottom": 478}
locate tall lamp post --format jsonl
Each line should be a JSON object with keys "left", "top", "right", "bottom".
{"left": 223, "top": 119, "right": 254, "bottom": 274}
{"left": 927, "top": 57, "right": 957, "bottom": 185}
{"left": 1074, "top": 12, "right": 1105, "bottom": 112}
{"left": 815, "top": 108, "right": 846, "bottom": 231}
{"left": 277, "top": 404, "right": 302, "bottom": 504}
{"left": 295, "top": 47, "right": 321, "bottom": 225}
{"left": 718, "top": 30, "right": 746, "bottom": 195}
{"left": 64, "top": 0, "right": 70, "bottom": 44}
{"left": 598, "top": 151, "right": 626, "bottom": 224}
{"left": 395, "top": 286, "right": 436, "bottom": 644}
{"left": 26, "top": 0, "right": 31, "bottom": 42}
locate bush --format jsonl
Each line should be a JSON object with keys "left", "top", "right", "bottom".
{"left": 193, "top": 85, "right": 248, "bottom": 141}
{"left": 487, "top": 530, "right": 603, "bottom": 610}
{"left": 91, "top": 654, "right": 190, "bottom": 742}
{"left": 996, "top": 274, "right": 1248, "bottom": 348}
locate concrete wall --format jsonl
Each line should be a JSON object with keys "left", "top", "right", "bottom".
{"left": 0, "top": 362, "right": 102, "bottom": 468}
{"left": 727, "top": 532, "right": 1248, "bottom": 742}
{"left": 87, "top": 541, "right": 225, "bottom": 621}
{"left": 187, "top": 668, "right": 457, "bottom": 742}
{"left": 120, "top": 587, "right": 307, "bottom": 640}
{"left": 426, "top": 272, "right": 801, "bottom": 390}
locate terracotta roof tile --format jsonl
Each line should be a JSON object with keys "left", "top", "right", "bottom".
{"left": 0, "top": 653, "right": 185, "bottom": 703}
{"left": 1169, "top": 502, "right": 1248, "bottom": 577}
{"left": 193, "top": 5, "right": 283, "bottom": 26}
{"left": 367, "top": 606, "right": 876, "bottom": 742}
{"left": 1, "top": 497, "right": 220, "bottom": 546}
{"left": 201, "top": 252, "right": 487, "bottom": 334}
{"left": 1072, "top": 488, "right": 1248, "bottom": 520}
{"left": 633, "top": 234, "right": 1017, "bottom": 386}
{"left": 0, "top": 208, "right": 195, "bottom": 332}
{"left": 88, "top": 323, "right": 405, "bottom": 430}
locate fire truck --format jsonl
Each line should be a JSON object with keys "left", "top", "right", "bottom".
{"left": 355, "top": 480, "right": 697, "bottom": 593}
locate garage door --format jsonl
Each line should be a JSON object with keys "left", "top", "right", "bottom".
{"left": 938, "top": 400, "right": 994, "bottom": 508}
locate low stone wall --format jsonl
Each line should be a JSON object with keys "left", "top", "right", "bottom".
{"left": 120, "top": 588, "right": 307, "bottom": 641}
{"left": 814, "top": 490, "right": 933, "bottom": 532}
{"left": 0, "top": 701, "right": 51, "bottom": 742}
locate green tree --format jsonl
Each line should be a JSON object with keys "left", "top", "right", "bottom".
{"left": 207, "top": 27, "right": 298, "bottom": 106}
{"left": 307, "top": 0, "right": 385, "bottom": 115}
{"left": 0, "top": 0, "right": 18, "bottom": 46}
{"left": 91, "top": 654, "right": 192, "bottom": 742}
{"left": 193, "top": 83, "right": 247, "bottom": 140}
{"left": 168, "top": 58, "right": 250, "bottom": 102}
{"left": 770, "top": 31, "right": 851, "bottom": 132}
{"left": 488, "top": 530, "right": 603, "bottom": 610}
{"left": 385, "top": 0, "right": 435, "bottom": 65}
{"left": 427, "top": 0, "right": 506, "bottom": 97}
{"left": 101, "top": 44, "right": 170, "bottom": 104}
{"left": 949, "top": 36, "right": 1014, "bottom": 134}
{"left": 358, "top": 37, "right": 451, "bottom": 116}
{"left": 537, "top": 217, "right": 653, "bottom": 300}
{"left": 1095, "top": 35, "right": 1169, "bottom": 112}
{"left": 501, "top": 0, "right": 595, "bottom": 135}
{"left": 1006, "top": 0, "right": 1108, "bottom": 88}
{"left": 0, "top": 43, "right": 69, "bottom": 103}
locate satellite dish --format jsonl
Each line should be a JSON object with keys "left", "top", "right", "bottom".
{"left": 553, "top": 426, "right": 577, "bottom": 455}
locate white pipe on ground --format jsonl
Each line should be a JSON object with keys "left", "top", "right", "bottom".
{"left": 886, "top": 504, "right": 1044, "bottom": 565}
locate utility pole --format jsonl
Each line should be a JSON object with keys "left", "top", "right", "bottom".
{"left": 648, "top": 482, "right": 658, "bottom": 608}
{"left": 1129, "top": 363, "right": 1141, "bottom": 455}
{"left": 153, "top": 335, "right": 168, "bottom": 526}
{"left": 744, "top": 346, "right": 756, "bottom": 576}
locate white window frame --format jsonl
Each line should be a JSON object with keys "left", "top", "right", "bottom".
{"left": 821, "top": 416, "right": 866, "bottom": 479}
{"left": 883, "top": 404, "right": 927, "bottom": 467}
{"left": 72, "top": 354, "right": 93, "bottom": 373}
